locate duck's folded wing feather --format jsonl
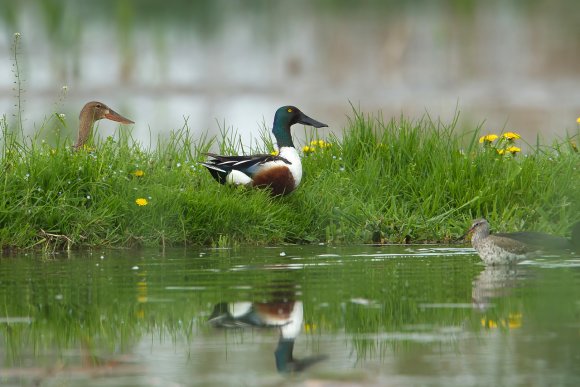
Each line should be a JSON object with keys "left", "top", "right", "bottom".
{"left": 203, "top": 153, "right": 291, "bottom": 171}
{"left": 201, "top": 153, "right": 292, "bottom": 184}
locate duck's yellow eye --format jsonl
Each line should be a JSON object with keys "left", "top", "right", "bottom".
{"left": 287, "top": 108, "right": 293, "bottom": 113}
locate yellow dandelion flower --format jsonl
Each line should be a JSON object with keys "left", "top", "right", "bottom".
{"left": 132, "top": 169, "right": 145, "bottom": 177}
{"left": 497, "top": 149, "right": 506, "bottom": 155}
{"left": 479, "top": 134, "right": 498, "bottom": 144}
{"left": 302, "top": 145, "right": 315, "bottom": 154}
{"left": 270, "top": 150, "right": 279, "bottom": 156}
{"left": 576, "top": 117, "right": 580, "bottom": 124}
{"left": 135, "top": 198, "right": 148, "bottom": 206}
{"left": 506, "top": 146, "right": 521, "bottom": 154}
{"left": 309, "top": 139, "right": 332, "bottom": 149}
{"left": 502, "top": 132, "right": 521, "bottom": 141}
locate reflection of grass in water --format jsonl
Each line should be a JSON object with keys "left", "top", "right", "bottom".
{"left": 302, "top": 255, "right": 481, "bottom": 360}
{"left": 2, "top": 248, "right": 578, "bottom": 372}
{"left": 1, "top": 251, "right": 481, "bottom": 368}
{"left": 1, "top": 259, "right": 141, "bottom": 365}
{"left": 0, "top": 253, "right": 207, "bottom": 366}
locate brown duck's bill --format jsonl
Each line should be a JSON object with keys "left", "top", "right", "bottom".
{"left": 298, "top": 112, "right": 328, "bottom": 128}
{"left": 105, "top": 109, "right": 134, "bottom": 124}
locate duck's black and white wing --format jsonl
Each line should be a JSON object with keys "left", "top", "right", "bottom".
{"left": 201, "top": 152, "right": 290, "bottom": 184}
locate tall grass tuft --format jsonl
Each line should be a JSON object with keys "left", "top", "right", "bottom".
{"left": 300, "top": 109, "right": 579, "bottom": 244}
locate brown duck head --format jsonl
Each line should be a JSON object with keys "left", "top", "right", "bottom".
{"left": 74, "top": 101, "right": 134, "bottom": 149}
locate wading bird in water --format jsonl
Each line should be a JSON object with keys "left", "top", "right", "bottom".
{"left": 467, "top": 218, "right": 579, "bottom": 265}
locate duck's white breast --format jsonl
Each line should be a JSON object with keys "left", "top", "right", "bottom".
{"left": 278, "top": 147, "right": 302, "bottom": 187}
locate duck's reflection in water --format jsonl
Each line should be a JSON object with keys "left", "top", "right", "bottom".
{"left": 208, "top": 287, "right": 327, "bottom": 373}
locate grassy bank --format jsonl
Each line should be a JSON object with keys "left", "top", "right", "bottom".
{"left": 0, "top": 110, "right": 578, "bottom": 251}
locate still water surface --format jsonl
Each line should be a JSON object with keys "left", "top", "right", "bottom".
{"left": 1, "top": 246, "right": 579, "bottom": 386}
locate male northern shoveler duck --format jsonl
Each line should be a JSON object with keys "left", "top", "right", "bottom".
{"left": 74, "top": 101, "right": 134, "bottom": 149}
{"left": 201, "top": 106, "right": 327, "bottom": 196}
{"left": 467, "top": 218, "right": 578, "bottom": 265}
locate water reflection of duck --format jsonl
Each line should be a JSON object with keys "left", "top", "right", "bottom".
{"left": 201, "top": 106, "right": 327, "bottom": 196}
{"left": 467, "top": 218, "right": 580, "bottom": 265}
{"left": 74, "top": 101, "right": 134, "bottom": 150}
{"left": 209, "top": 300, "right": 327, "bottom": 373}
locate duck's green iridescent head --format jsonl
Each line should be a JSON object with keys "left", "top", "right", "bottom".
{"left": 272, "top": 106, "right": 327, "bottom": 148}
